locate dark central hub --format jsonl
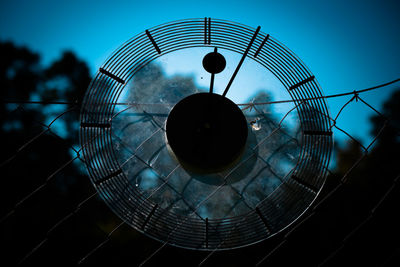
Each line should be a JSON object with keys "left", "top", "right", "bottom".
{"left": 166, "top": 93, "right": 248, "bottom": 174}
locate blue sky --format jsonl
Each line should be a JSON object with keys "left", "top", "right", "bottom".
{"left": 1, "top": 0, "right": 400, "bottom": 146}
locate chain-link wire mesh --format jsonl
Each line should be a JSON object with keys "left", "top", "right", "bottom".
{"left": 1, "top": 76, "right": 399, "bottom": 266}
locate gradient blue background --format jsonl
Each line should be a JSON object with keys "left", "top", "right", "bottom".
{"left": 1, "top": 0, "right": 399, "bottom": 145}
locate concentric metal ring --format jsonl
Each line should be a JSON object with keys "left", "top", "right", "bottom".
{"left": 80, "top": 18, "right": 332, "bottom": 250}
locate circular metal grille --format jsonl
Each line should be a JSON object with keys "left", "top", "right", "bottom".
{"left": 80, "top": 18, "right": 332, "bottom": 250}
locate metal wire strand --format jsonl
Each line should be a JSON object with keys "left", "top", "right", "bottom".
{"left": 5, "top": 81, "right": 398, "bottom": 266}
{"left": 2, "top": 18, "right": 399, "bottom": 265}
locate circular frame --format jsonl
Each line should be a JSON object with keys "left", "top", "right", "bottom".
{"left": 80, "top": 18, "right": 333, "bottom": 250}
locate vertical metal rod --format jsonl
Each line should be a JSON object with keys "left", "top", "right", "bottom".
{"left": 208, "top": 18, "right": 211, "bottom": 44}
{"left": 222, "top": 26, "right": 261, "bottom": 97}
{"left": 204, "top": 17, "right": 208, "bottom": 44}
{"left": 141, "top": 204, "right": 158, "bottom": 230}
{"left": 145, "top": 30, "right": 161, "bottom": 54}
{"left": 209, "top": 47, "right": 218, "bottom": 94}
{"left": 206, "top": 217, "right": 209, "bottom": 248}
{"left": 254, "top": 34, "right": 269, "bottom": 58}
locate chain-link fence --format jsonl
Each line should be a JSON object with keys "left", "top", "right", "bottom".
{"left": 1, "top": 75, "right": 400, "bottom": 266}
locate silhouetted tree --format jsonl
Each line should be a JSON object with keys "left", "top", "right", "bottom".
{"left": 325, "top": 88, "right": 400, "bottom": 266}
{"left": 2, "top": 40, "right": 398, "bottom": 266}
{"left": 0, "top": 42, "right": 98, "bottom": 266}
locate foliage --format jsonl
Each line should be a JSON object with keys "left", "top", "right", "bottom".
{"left": 0, "top": 41, "right": 398, "bottom": 266}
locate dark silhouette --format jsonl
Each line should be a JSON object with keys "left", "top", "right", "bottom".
{"left": 324, "top": 89, "right": 400, "bottom": 266}
{"left": 203, "top": 47, "right": 225, "bottom": 94}
{"left": 0, "top": 42, "right": 110, "bottom": 266}
{"left": 1, "top": 41, "right": 399, "bottom": 266}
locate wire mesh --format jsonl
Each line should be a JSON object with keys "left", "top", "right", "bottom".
{"left": 79, "top": 18, "right": 332, "bottom": 251}
{"left": 1, "top": 18, "right": 399, "bottom": 266}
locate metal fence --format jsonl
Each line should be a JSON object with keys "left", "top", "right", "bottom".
{"left": 1, "top": 78, "right": 400, "bottom": 266}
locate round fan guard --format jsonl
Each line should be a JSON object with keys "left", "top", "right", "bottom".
{"left": 80, "top": 18, "right": 333, "bottom": 250}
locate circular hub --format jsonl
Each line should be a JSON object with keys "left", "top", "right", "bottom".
{"left": 202, "top": 50, "right": 226, "bottom": 74}
{"left": 166, "top": 93, "right": 248, "bottom": 173}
